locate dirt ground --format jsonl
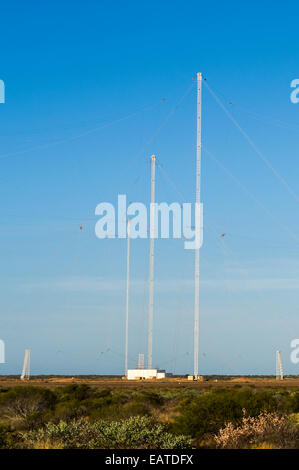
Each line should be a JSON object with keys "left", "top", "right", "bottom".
{"left": 1, "top": 376, "right": 299, "bottom": 390}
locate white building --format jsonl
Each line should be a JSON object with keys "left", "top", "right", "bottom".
{"left": 127, "top": 368, "right": 166, "bottom": 380}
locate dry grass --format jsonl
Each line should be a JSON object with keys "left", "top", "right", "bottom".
{"left": 151, "top": 406, "right": 180, "bottom": 424}
{"left": 1, "top": 376, "right": 299, "bottom": 391}
{"left": 32, "top": 439, "right": 64, "bottom": 449}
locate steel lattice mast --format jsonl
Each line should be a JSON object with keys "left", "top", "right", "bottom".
{"left": 148, "top": 155, "right": 156, "bottom": 369}
{"left": 125, "top": 220, "right": 131, "bottom": 377}
{"left": 276, "top": 350, "right": 284, "bottom": 380}
{"left": 194, "top": 72, "right": 202, "bottom": 378}
{"left": 20, "top": 349, "right": 30, "bottom": 380}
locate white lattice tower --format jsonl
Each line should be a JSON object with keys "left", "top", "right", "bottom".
{"left": 276, "top": 350, "right": 284, "bottom": 380}
{"left": 20, "top": 349, "right": 30, "bottom": 380}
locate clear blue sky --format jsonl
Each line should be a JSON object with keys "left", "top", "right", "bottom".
{"left": 1, "top": 0, "right": 299, "bottom": 375}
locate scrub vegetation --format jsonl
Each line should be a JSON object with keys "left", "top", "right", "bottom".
{"left": 1, "top": 383, "right": 299, "bottom": 448}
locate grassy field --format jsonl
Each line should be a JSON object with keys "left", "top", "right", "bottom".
{"left": 1, "top": 376, "right": 299, "bottom": 449}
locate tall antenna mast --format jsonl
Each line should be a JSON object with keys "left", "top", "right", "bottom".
{"left": 20, "top": 349, "right": 30, "bottom": 380}
{"left": 125, "top": 220, "right": 131, "bottom": 377}
{"left": 194, "top": 72, "right": 202, "bottom": 378}
{"left": 148, "top": 155, "right": 156, "bottom": 369}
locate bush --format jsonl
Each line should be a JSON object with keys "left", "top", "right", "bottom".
{"left": 172, "top": 388, "right": 277, "bottom": 439}
{"left": 4, "top": 384, "right": 299, "bottom": 449}
{"left": 0, "top": 387, "right": 56, "bottom": 424}
{"left": 121, "top": 401, "right": 150, "bottom": 417}
{"left": 20, "top": 416, "right": 192, "bottom": 449}
{"left": 55, "top": 384, "right": 93, "bottom": 402}
{"left": 134, "top": 392, "right": 164, "bottom": 407}
{"left": 213, "top": 410, "right": 299, "bottom": 449}
{"left": 0, "top": 423, "right": 13, "bottom": 449}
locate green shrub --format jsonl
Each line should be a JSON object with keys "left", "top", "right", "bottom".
{"left": 289, "top": 391, "right": 299, "bottom": 413}
{"left": 121, "top": 401, "right": 150, "bottom": 417}
{"left": 21, "top": 416, "right": 191, "bottom": 449}
{"left": 55, "top": 384, "right": 93, "bottom": 402}
{"left": 134, "top": 391, "right": 164, "bottom": 407}
{"left": 0, "top": 387, "right": 56, "bottom": 423}
{"left": 4, "top": 383, "right": 299, "bottom": 449}
{"left": 0, "top": 423, "right": 13, "bottom": 449}
{"left": 54, "top": 400, "right": 88, "bottom": 420}
{"left": 172, "top": 388, "right": 278, "bottom": 439}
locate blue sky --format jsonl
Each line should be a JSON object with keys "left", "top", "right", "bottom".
{"left": 1, "top": 0, "right": 299, "bottom": 375}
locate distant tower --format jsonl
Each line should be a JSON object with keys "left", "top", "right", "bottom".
{"left": 20, "top": 349, "right": 30, "bottom": 380}
{"left": 137, "top": 353, "right": 144, "bottom": 370}
{"left": 276, "top": 350, "right": 284, "bottom": 380}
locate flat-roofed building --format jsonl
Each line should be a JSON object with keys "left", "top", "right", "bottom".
{"left": 127, "top": 369, "right": 166, "bottom": 380}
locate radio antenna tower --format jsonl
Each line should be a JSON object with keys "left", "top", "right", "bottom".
{"left": 125, "top": 220, "right": 131, "bottom": 377}
{"left": 148, "top": 155, "right": 156, "bottom": 369}
{"left": 137, "top": 353, "right": 145, "bottom": 369}
{"left": 276, "top": 350, "right": 284, "bottom": 380}
{"left": 194, "top": 72, "right": 202, "bottom": 379}
{"left": 20, "top": 349, "right": 30, "bottom": 380}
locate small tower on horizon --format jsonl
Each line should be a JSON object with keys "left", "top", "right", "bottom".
{"left": 276, "top": 350, "right": 284, "bottom": 380}
{"left": 20, "top": 349, "right": 30, "bottom": 380}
